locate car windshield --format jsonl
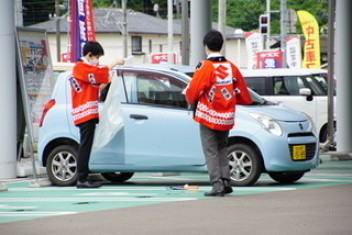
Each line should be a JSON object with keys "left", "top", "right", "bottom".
{"left": 248, "top": 89, "right": 274, "bottom": 105}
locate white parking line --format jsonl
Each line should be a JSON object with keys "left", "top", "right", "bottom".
{"left": 0, "top": 211, "right": 77, "bottom": 217}
{"left": 9, "top": 187, "right": 176, "bottom": 192}
{"left": 0, "top": 197, "right": 197, "bottom": 202}
{"left": 8, "top": 186, "right": 296, "bottom": 192}
{"left": 303, "top": 178, "right": 352, "bottom": 182}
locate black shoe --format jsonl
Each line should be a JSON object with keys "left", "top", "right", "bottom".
{"left": 204, "top": 190, "right": 224, "bottom": 197}
{"left": 223, "top": 186, "right": 233, "bottom": 194}
{"left": 76, "top": 181, "right": 102, "bottom": 189}
{"left": 222, "top": 179, "right": 233, "bottom": 194}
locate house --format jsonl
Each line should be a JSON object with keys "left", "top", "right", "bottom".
{"left": 30, "top": 7, "right": 248, "bottom": 67}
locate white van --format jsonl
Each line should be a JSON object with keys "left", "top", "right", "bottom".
{"left": 242, "top": 68, "right": 334, "bottom": 144}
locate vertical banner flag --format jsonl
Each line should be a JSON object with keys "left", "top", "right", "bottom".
{"left": 286, "top": 35, "right": 302, "bottom": 68}
{"left": 297, "top": 10, "right": 320, "bottom": 68}
{"left": 70, "top": 0, "right": 96, "bottom": 62}
{"left": 244, "top": 31, "right": 263, "bottom": 69}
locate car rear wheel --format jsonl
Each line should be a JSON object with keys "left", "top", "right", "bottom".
{"left": 268, "top": 172, "right": 305, "bottom": 184}
{"left": 101, "top": 172, "right": 134, "bottom": 182}
{"left": 46, "top": 145, "right": 78, "bottom": 186}
{"left": 227, "top": 143, "right": 263, "bottom": 186}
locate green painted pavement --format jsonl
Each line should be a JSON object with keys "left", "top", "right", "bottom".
{"left": 0, "top": 155, "right": 351, "bottom": 224}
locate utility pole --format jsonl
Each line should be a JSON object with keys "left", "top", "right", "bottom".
{"left": 280, "top": 0, "right": 287, "bottom": 68}
{"left": 190, "top": 0, "right": 211, "bottom": 66}
{"left": 335, "top": 0, "right": 352, "bottom": 155}
{"left": 218, "top": 0, "right": 226, "bottom": 56}
{"left": 181, "top": 0, "right": 189, "bottom": 65}
{"left": 55, "top": 0, "right": 61, "bottom": 62}
{"left": 167, "top": 0, "right": 174, "bottom": 64}
{"left": 122, "top": 0, "right": 128, "bottom": 58}
{"left": 0, "top": 0, "right": 16, "bottom": 179}
{"left": 265, "top": 0, "right": 271, "bottom": 50}
{"left": 326, "top": 0, "right": 335, "bottom": 151}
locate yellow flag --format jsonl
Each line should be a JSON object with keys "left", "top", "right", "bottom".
{"left": 297, "top": 10, "right": 321, "bottom": 69}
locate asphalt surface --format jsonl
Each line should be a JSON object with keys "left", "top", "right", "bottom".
{"left": 1, "top": 155, "right": 352, "bottom": 235}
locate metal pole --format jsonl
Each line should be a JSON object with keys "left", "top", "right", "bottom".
{"left": 55, "top": 0, "right": 61, "bottom": 62}
{"left": 190, "top": 0, "right": 211, "bottom": 66}
{"left": 237, "top": 38, "right": 241, "bottom": 67}
{"left": 167, "top": 0, "right": 174, "bottom": 64}
{"left": 265, "top": 0, "right": 271, "bottom": 50}
{"left": 122, "top": 0, "right": 128, "bottom": 58}
{"left": 280, "top": 0, "right": 287, "bottom": 68}
{"left": 335, "top": 0, "right": 352, "bottom": 154}
{"left": 181, "top": 0, "right": 189, "bottom": 65}
{"left": 326, "top": 0, "right": 335, "bottom": 150}
{"left": 0, "top": 0, "right": 16, "bottom": 179}
{"left": 218, "top": 0, "right": 226, "bottom": 56}
{"left": 14, "top": 0, "right": 23, "bottom": 26}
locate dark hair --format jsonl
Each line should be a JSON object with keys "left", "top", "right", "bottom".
{"left": 83, "top": 41, "right": 105, "bottom": 57}
{"left": 203, "top": 30, "right": 224, "bottom": 52}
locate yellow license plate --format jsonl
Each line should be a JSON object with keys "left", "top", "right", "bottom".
{"left": 292, "top": 145, "right": 306, "bottom": 160}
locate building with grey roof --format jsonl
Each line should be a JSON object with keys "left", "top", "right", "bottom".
{"left": 30, "top": 8, "right": 247, "bottom": 66}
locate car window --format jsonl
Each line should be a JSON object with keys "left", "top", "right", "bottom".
{"left": 274, "top": 77, "right": 289, "bottom": 95}
{"left": 267, "top": 76, "right": 306, "bottom": 96}
{"left": 122, "top": 71, "right": 188, "bottom": 109}
{"left": 244, "top": 77, "right": 266, "bottom": 95}
{"left": 281, "top": 76, "right": 305, "bottom": 95}
{"left": 305, "top": 76, "right": 326, "bottom": 95}
{"left": 312, "top": 74, "right": 332, "bottom": 95}
{"left": 313, "top": 75, "right": 327, "bottom": 91}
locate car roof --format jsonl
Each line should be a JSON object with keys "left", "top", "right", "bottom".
{"left": 241, "top": 68, "right": 327, "bottom": 77}
{"left": 116, "top": 64, "right": 194, "bottom": 81}
{"left": 53, "top": 62, "right": 74, "bottom": 72}
{"left": 123, "top": 65, "right": 327, "bottom": 78}
{"left": 134, "top": 63, "right": 195, "bottom": 74}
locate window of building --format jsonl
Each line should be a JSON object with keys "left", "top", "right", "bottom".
{"left": 131, "top": 36, "right": 143, "bottom": 55}
{"left": 149, "top": 39, "right": 152, "bottom": 53}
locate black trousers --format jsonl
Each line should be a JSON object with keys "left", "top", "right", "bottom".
{"left": 77, "top": 119, "right": 98, "bottom": 182}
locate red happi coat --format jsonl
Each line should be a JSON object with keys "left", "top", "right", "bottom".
{"left": 186, "top": 56, "right": 252, "bottom": 131}
{"left": 70, "top": 61, "right": 110, "bottom": 126}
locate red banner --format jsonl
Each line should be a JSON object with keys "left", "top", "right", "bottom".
{"left": 150, "top": 53, "right": 177, "bottom": 64}
{"left": 256, "top": 50, "right": 283, "bottom": 69}
{"left": 69, "top": 0, "right": 96, "bottom": 62}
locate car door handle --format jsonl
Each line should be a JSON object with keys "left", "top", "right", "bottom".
{"left": 130, "top": 114, "right": 148, "bottom": 120}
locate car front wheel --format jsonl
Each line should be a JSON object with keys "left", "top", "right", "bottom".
{"left": 227, "top": 143, "right": 263, "bottom": 186}
{"left": 268, "top": 171, "right": 305, "bottom": 184}
{"left": 46, "top": 145, "right": 78, "bottom": 186}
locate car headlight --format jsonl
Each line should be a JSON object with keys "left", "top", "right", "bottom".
{"left": 250, "top": 112, "right": 283, "bottom": 136}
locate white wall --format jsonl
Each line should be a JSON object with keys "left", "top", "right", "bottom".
{"left": 48, "top": 32, "right": 248, "bottom": 68}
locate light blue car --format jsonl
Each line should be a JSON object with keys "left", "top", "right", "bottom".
{"left": 38, "top": 66, "right": 319, "bottom": 186}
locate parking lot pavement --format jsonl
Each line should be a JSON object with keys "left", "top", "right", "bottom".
{"left": 0, "top": 155, "right": 351, "bottom": 234}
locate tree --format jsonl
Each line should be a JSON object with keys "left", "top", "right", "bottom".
{"left": 212, "top": 0, "right": 328, "bottom": 34}
{"left": 23, "top": 0, "right": 328, "bottom": 33}
{"left": 93, "top": 0, "right": 157, "bottom": 16}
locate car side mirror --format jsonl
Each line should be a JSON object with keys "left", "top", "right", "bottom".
{"left": 299, "top": 88, "right": 313, "bottom": 101}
